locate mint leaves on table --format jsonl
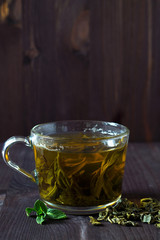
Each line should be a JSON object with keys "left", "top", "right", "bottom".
{"left": 25, "top": 200, "right": 67, "bottom": 224}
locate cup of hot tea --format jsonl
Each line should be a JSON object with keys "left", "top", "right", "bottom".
{"left": 2, "top": 120, "right": 129, "bottom": 214}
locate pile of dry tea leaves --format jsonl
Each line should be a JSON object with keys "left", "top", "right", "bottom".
{"left": 89, "top": 198, "right": 160, "bottom": 228}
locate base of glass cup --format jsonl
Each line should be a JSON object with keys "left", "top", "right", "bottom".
{"left": 42, "top": 195, "right": 121, "bottom": 215}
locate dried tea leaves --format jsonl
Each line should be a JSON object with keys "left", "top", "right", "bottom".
{"left": 89, "top": 216, "right": 102, "bottom": 225}
{"left": 90, "top": 198, "right": 160, "bottom": 228}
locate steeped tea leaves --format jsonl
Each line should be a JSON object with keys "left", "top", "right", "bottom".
{"left": 33, "top": 135, "right": 127, "bottom": 207}
{"left": 90, "top": 198, "right": 160, "bottom": 228}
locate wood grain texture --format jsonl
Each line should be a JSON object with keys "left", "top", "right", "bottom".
{"left": 1, "top": 1, "right": 160, "bottom": 141}
{"left": 0, "top": 143, "right": 159, "bottom": 239}
{"left": 0, "top": 23, "right": 23, "bottom": 139}
{"left": 21, "top": 0, "right": 90, "bottom": 134}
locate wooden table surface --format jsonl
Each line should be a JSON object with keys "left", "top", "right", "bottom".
{"left": 0, "top": 142, "right": 160, "bottom": 240}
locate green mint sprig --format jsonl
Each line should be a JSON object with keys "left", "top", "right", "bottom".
{"left": 25, "top": 199, "right": 67, "bottom": 224}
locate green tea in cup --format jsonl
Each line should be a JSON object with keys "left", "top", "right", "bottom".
{"left": 2, "top": 121, "right": 129, "bottom": 214}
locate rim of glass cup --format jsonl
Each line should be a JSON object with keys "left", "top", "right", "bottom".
{"left": 30, "top": 120, "right": 130, "bottom": 141}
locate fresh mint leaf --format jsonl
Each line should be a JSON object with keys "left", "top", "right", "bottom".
{"left": 34, "top": 199, "right": 47, "bottom": 216}
{"left": 25, "top": 207, "right": 35, "bottom": 217}
{"left": 36, "top": 215, "right": 45, "bottom": 225}
{"left": 47, "top": 209, "right": 67, "bottom": 220}
{"left": 25, "top": 200, "right": 67, "bottom": 225}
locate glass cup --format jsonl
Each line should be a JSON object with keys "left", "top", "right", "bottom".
{"left": 2, "top": 120, "right": 129, "bottom": 214}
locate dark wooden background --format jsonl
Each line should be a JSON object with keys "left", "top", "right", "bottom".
{"left": 0, "top": 0, "right": 160, "bottom": 142}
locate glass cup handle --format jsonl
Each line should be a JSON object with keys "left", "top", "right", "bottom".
{"left": 2, "top": 136, "right": 36, "bottom": 182}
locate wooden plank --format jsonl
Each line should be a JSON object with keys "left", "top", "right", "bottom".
{"left": 0, "top": 24, "right": 23, "bottom": 141}
{"left": 123, "top": 143, "right": 160, "bottom": 199}
{"left": 0, "top": 143, "right": 159, "bottom": 239}
{"left": 0, "top": 194, "right": 6, "bottom": 212}
{"left": 89, "top": 0, "right": 159, "bottom": 141}
{"left": 1, "top": 0, "right": 160, "bottom": 141}
{"left": 22, "top": 0, "right": 90, "bottom": 134}
{"left": 21, "top": 0, "right": 160, "bottom": 141}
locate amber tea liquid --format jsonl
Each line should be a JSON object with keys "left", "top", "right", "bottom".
{"left": 33, "top": 133, "right": 127, "bottom": 208}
